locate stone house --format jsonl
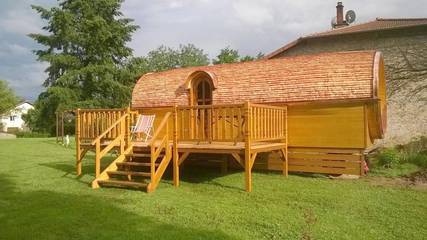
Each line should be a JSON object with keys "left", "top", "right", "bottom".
{"left": 265, "top": 4, "right": 427, "bottom": 145}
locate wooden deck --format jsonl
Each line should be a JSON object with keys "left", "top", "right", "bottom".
{"left": 133, "top": 140, "right": 286, "bottom": 153}
{"left": 75, "top": 103, "right": 288, "bottom": 192}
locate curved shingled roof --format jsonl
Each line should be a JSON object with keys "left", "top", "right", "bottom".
{"left": 132, "top": 51, "right": 382, "bottom": 108}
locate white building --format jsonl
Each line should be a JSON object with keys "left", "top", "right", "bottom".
{"left": 0, "top": 102, "right": 34, "bottom": 132}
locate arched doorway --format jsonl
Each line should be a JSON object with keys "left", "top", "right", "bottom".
{"left": 194, "top": 78, "right": 213, "bottom": 106}
{"left": 186, "top": 71, "right": 216, "bottom": 140}
{"left": 184, "top": 70, "right": 216, "bottom": 107}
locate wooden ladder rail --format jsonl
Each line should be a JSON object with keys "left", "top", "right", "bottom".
{"left": 75, "top": 108, "right": 130, "bottom": 176}
{"left": 90, "top": 108, "right": 131, "bottom": 179}
{"left": 146, "top": 112, "right": 174, "bottom": 192}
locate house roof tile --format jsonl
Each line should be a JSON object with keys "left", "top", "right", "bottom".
{"left": 132, "top": 51, "right": 381, "bottom": 108}
{"left": 265, "top": 18, "right": 427, "bottom": 59}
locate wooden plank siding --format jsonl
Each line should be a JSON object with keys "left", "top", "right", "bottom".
{"left": 263, "top": 147, "right": 364, "bottom": 175}
{"left": 287, "top": 103, "right": 366, "bottom": 149}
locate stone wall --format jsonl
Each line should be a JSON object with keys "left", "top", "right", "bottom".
{"left": 274, "top": 27, "right": 427, "bottom": 145}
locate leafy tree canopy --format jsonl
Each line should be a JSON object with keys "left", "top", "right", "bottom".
{"left": 0, "top": 80, "right": 19, "bottom": 115}
{"left": 213, "top": 47, "right": 240, "bottom": 64}
{"left": 28, "top": 0, "right": 139, "bottom": 133}
{"left": 134, "top": 44, "right": 210, "bottom": 73}
{"left": 213, "top": 47, "right": 264, "bottom": 64}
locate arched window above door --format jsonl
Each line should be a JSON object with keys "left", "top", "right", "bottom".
{"left": 185, "top": 70, "right": 216, "bottom": 106}
{"left": 194, "top": 78, "right": 212, "bottom": 105}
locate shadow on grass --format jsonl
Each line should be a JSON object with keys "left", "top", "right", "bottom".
{"left": 39, "top": 154, "right": 116, "bottom": 185}
{"left": 176, "top": 166, "right": 244, "bottom": 191}
{"left": 40, "top": 150, "right": 305, "bottom": 192}
{"left": 0, "top": 174, "right": 237, "bottom": 240}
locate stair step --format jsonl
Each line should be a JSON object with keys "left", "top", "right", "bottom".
{"left": 98, "top": 180, "right": 147, "bottom": 189}
{"left": 126, "top": 153, "right": 150, "bottom": 158}
{"left": 126, "top": 153, "right": 165, "bottom": 158}
{"left": 107, "top": 170, "right": 151, "bottom": 177}
{"left": 117, "top": 162, "right": 159, "bottom": 167}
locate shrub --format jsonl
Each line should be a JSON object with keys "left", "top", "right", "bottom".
{"left": 377, "top": 148, "right": 400, "bottom": 168}
{"left": 397, "top": 136, "right": 427, "bottom": 169}
{"left": 404, "top": 151, "right": 427, "bottom": 169}
{"left": 15, "top": 131, "right": 50, "bottom": 138}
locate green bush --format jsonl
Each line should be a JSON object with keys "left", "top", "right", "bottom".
{"left": 15, "top": 131, "right": 50, "bottom": 138}
{"left": 403, "top": 151, "right": 427, "bottom": 168}
{"left": 377, "top": 148, "right": 400, "bottom": 168}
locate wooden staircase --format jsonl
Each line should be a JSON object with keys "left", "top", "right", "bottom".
{"left": 97, "top": 149, "right": 168, "bottom": 191}
{"left": 89, "top": 111, "right": 176, "bottom": 193}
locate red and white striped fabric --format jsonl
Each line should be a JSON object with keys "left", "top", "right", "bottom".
{"left": 132, "top": 115, "right": 155, "bottom": 141}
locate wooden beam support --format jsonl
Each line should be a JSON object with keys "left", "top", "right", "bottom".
{"left": 75, "top": 109, "right": 82, "bottom": 176}
{"left": 61, "top": 111, "right": 64, "bottom": 143}
{"left": 280, "top": 148, "right": 288, "bottom": 177}
{"left": 95, "top": 141, "right": 101, "bottom": 178}
{"left": 244, "top": 101, "right": 252, "bottom": 192}
{"left": 178, "top": 152, "right": 190, "bottom": 166}
{"left": 231, "top": 153, "right": 244, "bottom": 168}
{"left": 250, "top": 152, "right": 257, "bottom": 170}
{"left": 173, "top": 105, "right": 179, "bottom": 187}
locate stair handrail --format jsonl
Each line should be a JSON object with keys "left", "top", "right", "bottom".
{"left": 147, "top": 112, "right": 172, "bottom": 146}
{"left": 147, "top": 112, "right": 173, "bottom": 192}
{"left": 91, "top": 111, "right": 131, "bottom": 178}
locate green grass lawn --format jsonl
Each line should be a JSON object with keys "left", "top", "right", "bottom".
{"left": 0, "top": 138, "right": 426, "bottom": 240}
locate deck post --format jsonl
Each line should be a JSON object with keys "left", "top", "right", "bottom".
{"left": 283, "top": 106, "right": 288, "bottom": 177}
{"left": 95, "top": 141, "right": 101, "bottom": 178}
{"left": 120, "top": 119, "right": 125, "bottom": 155}
{"left": 244, "top": 101, "right": 252, "bottom": 192}
{"left": 56, "top": 112, "right": 59, "bottom": 143}
{"left": 125, "top": 106, "right": 131, "bottom": 147}
{"left": 75, "top": 109, "right": 82, "bottom": 176}
{"left": 61, "top": 111, "right": 64, "bottom": 143}
{"left": 173, "top": 105, "right": 179, "bottom": 187}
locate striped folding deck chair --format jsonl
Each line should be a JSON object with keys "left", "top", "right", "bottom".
{"left": 131, "top": 115, "right": 155, "bottom": 142}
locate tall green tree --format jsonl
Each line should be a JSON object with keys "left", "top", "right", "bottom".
{"left": 28, "top": 0, "right": 139, "bottom": 133}
{"left": 214, "top": 47, "right": 264, "bottom": 64}
{"left": 239, "top": 55, "right": 255, "bottom": 62}
{"left": 139, "top": 44, "right": 209, "bottom": 73}
{"left": 0, "top": 80, "right": 18, "bottom": 115}
{"left": 240, "top": 52, "right": 265, "bottom": 62}
{"left": 213, "top": 47, "right": 240, "bottom": 64}
{"left": 177, "top": 44, "right": 210, "bottom": 67}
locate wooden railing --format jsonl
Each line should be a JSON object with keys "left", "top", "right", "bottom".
{"left": 76, "top": 108, "right": 127, "bottom": 141}
{"left": 88, "top": 109, "right": 132, "bottom": 178}
{"left": 250, "top": 103, "right": 287, "bottom": 142}
{"left": 147, "top": 112, "right": 173, "bottom": 192}
{"left": 175, "top": 103, "right": 287, "bottom": 143}
{"left": 176, "top": 104, "right": 244, "bottom": 143}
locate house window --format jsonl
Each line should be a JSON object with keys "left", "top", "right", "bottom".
{"left": 194, "top": 79, "right": 212, "bottom": 106}
{"left": 10, "top": 116, "right": 16, "bottom": 121}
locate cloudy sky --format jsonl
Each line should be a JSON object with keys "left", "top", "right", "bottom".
{"left": 0, "top": 0, "right": 425, "bottom": 101}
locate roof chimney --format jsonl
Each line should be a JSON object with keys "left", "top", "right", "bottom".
{"left": 334, "top": 2, "right": 349, "bottom": 28}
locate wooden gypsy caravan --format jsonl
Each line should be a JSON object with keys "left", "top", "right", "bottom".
{"left": 75, "top": 50, "right": 386, "bottom": 192}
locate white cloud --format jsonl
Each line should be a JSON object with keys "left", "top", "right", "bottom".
{"left": 0, "top": 9, "right": 44, "bottom": 35}
{"left": 2, "top": 0, "right": 427, "bottom": 100}
{"left": 0, "top": 43, "right": 29, "bottom": 57}
{"left": 232, "top": 1, "right": 274, "bottom": 26}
